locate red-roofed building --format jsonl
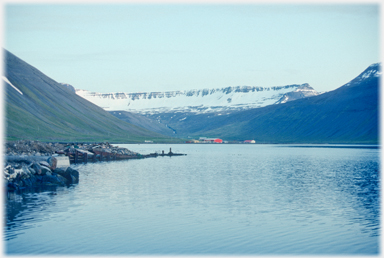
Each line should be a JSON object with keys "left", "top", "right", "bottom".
{"left": 201, "top": 138, "right": 223, "bottom": 143}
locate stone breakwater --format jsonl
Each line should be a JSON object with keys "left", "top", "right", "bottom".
{"left": 5, "top": 140, "right": 67, "bottom": 156}
{"left": 4, "top": 156, "right": 79, "bottom": 192}
{"left": 3, "top": 141, "right": 134, "bottom": 192}
{"left": 3, "top": 141, "right": 115, "bottom": 192}
{"left": 5, "top": 141, "right": 142, "bottom": 164}
{"left": 4, "top": 140, "right": 186, "bottom": 192}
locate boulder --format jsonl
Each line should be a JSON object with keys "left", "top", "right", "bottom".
{"left": 47, "top": 157, "right": 57, "bottom": 170}
{"left": 4, "top": 165, "right": 14, "bottom": 176}
{"left": 28, "top": 166, "right": 36, "bottom": 175}
{"left": 54, "top": 167, "right": 79, "bottom": 184}
{"left": 39, "top": 161, "right": 50, "bottom": 167}
{"left": 22, "top": 165, "right": 32, "bottom": 177}
{"left": 43, "top": 174, "right": 65, "bottom": 186}
{"left": 32, "top": 162, "right": 42, "bottom": 175}
{"left": 67, "top": 167, "right": 79, "bottom": 184}
{"left": 40, "top": 165, "right": 52, "bottom": 175}
{"left": 54, "top": 168, "right": 70, "bottom": 182}
{"left": 56, "top": 174, "right": 69, "bottom": 185}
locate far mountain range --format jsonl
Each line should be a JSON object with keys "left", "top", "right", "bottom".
{"left": 76, "top": 83, "right": 319, "bottom": 114}
{"left": 74, "top": 63, "right": 380, "bottom": 143}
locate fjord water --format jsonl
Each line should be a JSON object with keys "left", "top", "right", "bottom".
{"left": 5, "top": 144, "right": 380, "bottom": 255}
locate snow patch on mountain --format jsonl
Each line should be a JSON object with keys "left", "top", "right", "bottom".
{"left": 3, "top": 76, "right": 23, "bottom": 95}
{"left": 361, "top": 64, "right": 381, "bottom": 79}
{"left": 276, "top": 83, "right": 319, "bottom": 104}
{"left": 343, "top": 63, "right": 381, "bottom": 87}
{"left": 76, "top": 84, "right": 317, "bottom": 114}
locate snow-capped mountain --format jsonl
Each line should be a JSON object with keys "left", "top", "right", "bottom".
{"left": 76, "top": 83, "right": 319, "bottom": 114}
{"left": 342, "top": 63, "right": 381, "bottom": 88}
{"left": 138, "top": 62, "right": 379, "bottom": 142}
{"left": 275, "top": 84, "right": 320, "bottom": 104}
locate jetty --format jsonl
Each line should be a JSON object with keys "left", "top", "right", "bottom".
{"left": 65, "top": 145, "right": 186, "bottom": 164}
{"left": 4, "top": 141, "right": 186, "bottom": 193}
{"left": 149, "top": 148, "right": 187, "bottom": 158}
{"left": 5, "top": 140, "right": 186, "bottom": 164}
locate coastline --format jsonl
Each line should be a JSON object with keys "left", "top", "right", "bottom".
{"left": 4, "top": 140, "right": 186, "bottom": 193}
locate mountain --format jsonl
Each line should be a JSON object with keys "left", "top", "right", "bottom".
{"left": 59, "top": 83, "right": 76, "bottom": 93}
{"left": 152, "top": 63, "right": 380, "bottom": 143}
{"left": 76, "top": 83, "right": 319, "bottom": 114}
{"left": 275, "top": 83, "right": 322, "bottom": 104}
{"left": 107, "top": 63, "right": 379, "bottom": 143}
{"left": 3, "top": 49, "right": 179, "bottom": 143}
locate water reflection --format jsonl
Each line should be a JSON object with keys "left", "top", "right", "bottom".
{"left": 267, "top": 148, "right": 380, "bottom": 238}
{"left": 4, "top": 186, "right": 75, "bottom": 241}
{"left": 4, "top": 145, "right": 380, "bottom": 255}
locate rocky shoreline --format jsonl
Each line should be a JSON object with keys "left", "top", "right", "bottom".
{"left": 4, "top": 140, "right": 186, "bottom": 193}
{"left": 4, "top": 159, "right": 79, "bottom": 192}
{"left": 3, "top": 141, "right": 130, "bottom": 193}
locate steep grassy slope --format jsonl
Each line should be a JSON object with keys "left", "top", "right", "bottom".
{"left": 143, "top": 64, "right": 379, "bottom": 144}
{"left": 109, "top": 111, "right": 176, "bottom": 136}
{"left": 4, "top": 50, "right": 179, "bottom": 143}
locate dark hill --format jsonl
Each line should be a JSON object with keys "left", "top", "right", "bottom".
{"left": 3, "top": 49, "right": 178, "bottom": 143}
{"left": 146, "top": 63, "right": 380, "bottom": 144}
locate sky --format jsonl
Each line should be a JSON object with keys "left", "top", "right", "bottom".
{"left": 3, "top": 2, "right": 381, "bottom": 94}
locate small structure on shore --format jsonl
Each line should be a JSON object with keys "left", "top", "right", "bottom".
{"left": 196, "top": 137, "right": 223, "bottom": 143}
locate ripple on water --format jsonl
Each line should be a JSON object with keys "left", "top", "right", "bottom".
{"left": 4, "top": 144, "right": 380, "bottom": 255}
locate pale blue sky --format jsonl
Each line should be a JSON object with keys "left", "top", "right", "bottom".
{"left": 4, "top": 3, "right": 380, "bottom": 93}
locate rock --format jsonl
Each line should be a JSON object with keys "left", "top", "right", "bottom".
{"left": 47, "top": 156, "right": 57, "bottom": 170}
{"left": 54, "top": 167, "right": 77, "bottom": 184}
{"left": 40, "top": 165, "right": 52, "bottom": 176}
{"left": 56, "top": 174, "right": 69, "bottom": 184}
{"left": 4, "top": 165, "right": 14, "bottom": 176}
{"left": 11, "top": 169, "right": 22, "bottom": 179}
{"left": 28, "top": 167, "right": 36, "bottom": 175}
{"left": 22, "top": 165, "right": 31, "bottom": 176}
{"left": 5, "top": 140, "right": 66, "bottom": 156}
{"left": 39, "top": 161, "right": 50, "bottom": 167}
{"left": 43, "top": 174, "right": 65, "bottom": 186}
{"left": 32, "top": 162, "right": 42, "bottom": 175}
{"left": 66, "top": 167, "right": 79, "bottom": 184}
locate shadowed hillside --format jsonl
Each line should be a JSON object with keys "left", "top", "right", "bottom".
{"left": 3, "top": 50, "right": 179, "bottom": 143}
{"left": 136, "top": 63, "right": 380, "bottom": 144}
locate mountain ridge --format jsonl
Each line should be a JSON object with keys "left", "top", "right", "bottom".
{"left": 109, "top": 62, "right": 380, "bottom": 143}
{"left": 176, "top": 63, "right": 380, "bottom": 143}
{"left": 4, "top": 48, "right": 379, "bottom": 144}
{"left": 76, "top": 83, "right": 319, "bottom": 114}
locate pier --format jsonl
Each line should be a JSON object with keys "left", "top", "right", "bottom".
{"left": 66, "top": 147, "right": 186, "bottom": 164}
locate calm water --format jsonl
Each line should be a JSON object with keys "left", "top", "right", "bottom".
{"left": 4, "top": 144, "right": 380, "bottom": 255}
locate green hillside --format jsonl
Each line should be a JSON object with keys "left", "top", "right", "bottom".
{"left": 4, "top": 50, "right": 181, "bottom": 143}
